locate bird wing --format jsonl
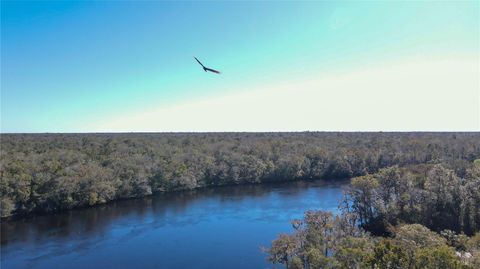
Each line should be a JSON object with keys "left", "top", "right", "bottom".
{"left": 205, "top": 67, "right": 221, "bottom": 74}
{"left": 194, "top": 57, "right": 205, "bottom": 68}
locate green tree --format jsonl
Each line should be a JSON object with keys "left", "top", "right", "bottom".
{"left": 266, "top": 233, "right": 299, "bottom": 268}
{"left": 414, "top": 246, "right": 467, "bottom": 269}
{"left": 369, "top": 239, "right": 410, "bottom": 269}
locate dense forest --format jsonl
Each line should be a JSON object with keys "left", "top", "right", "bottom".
{"left": 1, "top": 132, "right": 479, "bottom": 218}
{"left": 266, "top": 161, "right": 480, "bottom": 269}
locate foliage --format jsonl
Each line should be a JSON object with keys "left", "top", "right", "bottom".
{"left": 266, "top": 214, "right": 478, "bottom": 269}
{"left": 266, "top": 160, "right": 480, "bottom": 269}
{"left": 2, "top": 132, "right": 478, "bottom": 217}
{"left": 345, "top": 163, "right": 480, "bottom": 235}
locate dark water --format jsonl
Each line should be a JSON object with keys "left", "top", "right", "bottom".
{"left": 1, "top": 180, "right": 348, "bottom": 269}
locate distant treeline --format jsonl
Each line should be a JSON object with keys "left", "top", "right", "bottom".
{"left": 1, "top": 132, "right": 479, "bottom": 217}
{"left": 266, "top": 162, "right": 480, "bottom": 269}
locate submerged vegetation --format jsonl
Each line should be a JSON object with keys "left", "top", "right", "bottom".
{"left": 266, "top": 162, "right": 480, "bottom": 269}
{"left": 1, "top": 132, "right": 479, "bottom": 218}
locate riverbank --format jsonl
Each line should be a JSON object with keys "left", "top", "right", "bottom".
{"left": 2, "top": 132, "right": 478, "bottom": 218}
{"left": 1, "top": 179, "right": 348, "bottom": 269}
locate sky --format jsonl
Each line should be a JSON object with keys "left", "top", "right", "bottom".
{"left": 1, "top": 1, "right": 479, "bottom": 133}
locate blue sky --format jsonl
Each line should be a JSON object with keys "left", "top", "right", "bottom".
{"left": 1, "top": 1, "right": 479, "bottom": 132}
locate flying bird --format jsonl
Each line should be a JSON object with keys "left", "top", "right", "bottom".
{"left": 194, "top": 57, "right": 221, "bottom": 74}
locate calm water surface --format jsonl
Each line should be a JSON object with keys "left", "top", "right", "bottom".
{"left": 1, "top": 179, "right": 348, "bottom": 269}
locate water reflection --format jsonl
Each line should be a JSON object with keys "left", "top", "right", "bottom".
{"left": 1, "top": 179, "right": 348, "bottom": 269}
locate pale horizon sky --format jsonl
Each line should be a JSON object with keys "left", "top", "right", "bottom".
{"left": 1, "top": 1, "right": 479, "bottom": 133}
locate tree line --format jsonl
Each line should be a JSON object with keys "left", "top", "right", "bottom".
{"left": 266, "top": 161, "right": 480, "bottom": 269}
{"left": 1, "top": 132, "right": 479, "bottom": 217}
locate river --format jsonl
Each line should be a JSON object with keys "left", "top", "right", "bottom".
{"left": 1, "top": 179, "right": 348, "bottom": 269}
